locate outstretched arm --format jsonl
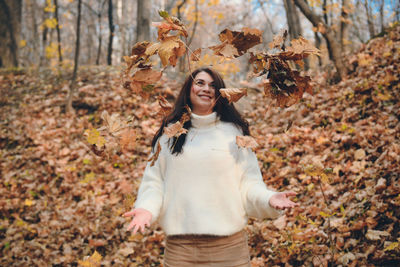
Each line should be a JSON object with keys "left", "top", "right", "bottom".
{"left": 123, "top": 208, "right": 152, "bottom": 234}
{"left": 269, "top": 191, "right": 299, "bottom": 210}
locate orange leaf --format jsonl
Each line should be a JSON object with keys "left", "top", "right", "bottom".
{"left": 164, "top": 121, "right": 188, "bottom": 138}
{"left": 220, "top": 88, "right": 248, "bottom": 103}
{"left": 148, "top": 142, "right": 162, "bottom": 167}
{"left": 120, "top": 128, "right": 136, "bottom": 152}
{"left": 157, "top": 95, "right": 173, "bottom": 115}
{"left": 236, "top": 136, "right": 258, "bottom": 149}
{"left": 190, "top": 48, "right": 202, "bottom": 61}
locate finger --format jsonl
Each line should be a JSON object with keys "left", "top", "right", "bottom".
{"left": 123, "top": 210, "right": 136, "bottom": 217}
{"left": 284, "top": 191, "right": 297, "bottom": 197}
{"left": 132, "top": 224, "right": 140, "bottom": 234}
{"left": 140, "top": 224, "right": 145, "bottom": 233}
{"left": 127, "top": 221, "right": 134, "bottom": 231}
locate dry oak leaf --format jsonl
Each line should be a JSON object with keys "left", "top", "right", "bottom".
{"left": 164, "top": 121, "right": 188, "bottom": 138}
{"left": 269, "top": 29, "right": 288, "bottom": 50}
{"left": 132, "top": 68, "right": 162, "bottom": 84}
{"left": 100, "top": 110, "right": 126, "bottom": 136}
{"left": 210, "top": 27, "right": 262, "bottom": 58}
{"left": 148, "top": 142, "right": 162, "bottom": 167}
{"left": 220, "top": 88, "right": 248, "bottom": 103}
{"left": 120, "top": 128, "right": 136, "bottom": 152}
{"left": 190, "top": 48, "right": 202, "bottom": 62}
{"left": 236, "top": 136, "right": 258, "bottom": 150}
{"left": 157, "top": 95, "right": 173, "bottom": 115}
{"left": 366, "top": 229, "right": 390, "bottom": 240}
{"left": 158, "top": 36, "right": 186, "bottom": 67}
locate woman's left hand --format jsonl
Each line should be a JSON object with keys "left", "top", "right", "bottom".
{"left": 269, "top": 191, "right": 299, "bottom": 210}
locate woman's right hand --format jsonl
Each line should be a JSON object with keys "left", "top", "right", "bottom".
{"left": 122, "top": 208, "right": 152, "bottom": 234}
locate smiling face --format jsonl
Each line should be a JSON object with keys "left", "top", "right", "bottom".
{"left": 189, "top": 71, "right": 216, "bottom": 115}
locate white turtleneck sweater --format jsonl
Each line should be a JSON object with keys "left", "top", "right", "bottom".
{"left": 134, "top": 112, "right": 281, "bottom": 236}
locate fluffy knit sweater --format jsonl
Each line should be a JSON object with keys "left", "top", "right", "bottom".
{"left": 134, "top": 112, "right": 282, "bottom": 236}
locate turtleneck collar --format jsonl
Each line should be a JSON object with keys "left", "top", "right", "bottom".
{"left": 190, "top": 112, "right": 218, "bottom": 129}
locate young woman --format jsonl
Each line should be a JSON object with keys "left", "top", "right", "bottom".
{"left": 123, "top": 67, "right": 298, "bottom": 266}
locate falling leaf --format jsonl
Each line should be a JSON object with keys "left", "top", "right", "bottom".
{"left": 190, "top": 48, "right": 202, "bottom": 61}
{"left": 132, "top": 68, "right": 163, "bottom": 84}
{"left": 236, "top": 136, "right": 258, "bottom": 149}
{"left": 101, "top": 111, "right": 126, "bottom": 136}
{"left": 157, "top": 36, "right": 186, "bottom": 67}
{"left": 157, "top": 95, "right": 173, "bottom": 115}
{"left": 209, "top": 27, "right": 262, "bottom": 58}
{"left": 164, "top": 121, "right": 188, "bottom": 138}
{"left": 220, "top": 88, "right": 248, "bottom": 103}
{"left": 120, "top": 129, "right": 136, "bottom": 152}
{"left": 148, "top": 142, "right": 162, "bottom": 167}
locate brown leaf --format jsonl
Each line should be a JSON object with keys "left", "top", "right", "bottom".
{"left": 157, "top": 36, "right": 186, "bottom": 67}
{"left": 148, "top": 142, "right": 161, "bottom": 167}
{"left": 190, "top": 48, "right": 202, "bottom": 61}
{"left": 164, "top": 121, "right": 188, "bottom": 138}
{"left": 220, "top": 88, "right": 248, "bottom": 103}
{"left": 236, "top": 136, "right": 258, "bottom": 149}
{"left": 157, "top": 95, "right": 173, "bottom": 115}
{"left": 132, "top": 68, "right": 162, "bottom": 84}
{"left": 209, "top": 27, "right": 262, "bottom": 58}
{"left": 120, "top": 128, "right": 136, "bottom": 152}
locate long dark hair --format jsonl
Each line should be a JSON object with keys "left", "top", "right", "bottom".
{"left": 151, "top": 67, "right": 250, "bottom": 155}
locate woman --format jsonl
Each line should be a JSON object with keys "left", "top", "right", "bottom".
{"left": 123, "top": 67, "right": 298, "bottom": 266}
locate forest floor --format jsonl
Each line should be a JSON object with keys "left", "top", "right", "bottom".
{"left": 1, "top": 25, "right": 399, "bottom": 266}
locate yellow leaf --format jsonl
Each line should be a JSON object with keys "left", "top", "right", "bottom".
{"left": 384, "top": 242, "right": 399, "bottom": 251}
{"left": 85, "top": 129, "right": 106, "bottom": 148}
{"left": 78, "top": 250, "right": 102, "bottom": 267}
{"left": 44, "top": 18, "right": 58, "bottom": 29}
{"left": 19, "top": 40, "right": 27, "bottom": 48}
{"left": 24, "top": 199, "right": 35, "bottom": 206}
{"left": 320, "top": 211, "right": 335, "bottom": 217}
{"left": 80, "top": 172, "right": 95, "bottom": 184}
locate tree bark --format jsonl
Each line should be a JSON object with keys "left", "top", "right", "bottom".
{"left": 95, "top": 0, "right": 106, "bottom": 65}
{"left": 340, "top": 0, "right": 350, "bottom": 54}
{"left": 364, "top": 0, "right": 375, "bottom": 38}
{"left": 107, "top": 0, "right": 114, "bottom": 65}
{"left": 379, "top": 0, "right": 384, "bottom": 33}
{"left": 0, "top": 0, "right": 22, "bottom": 67}
{"left": 294, "top": 0, "right": 347, "bottom": 80}
{"left": 136, "top": 0, "right": 151, "bottom": 42}
{"left": 54, "top": 0, "right": 63, "bottom": 63}
{"left": 283, "top": 0, "right": 302, "bottom": 41}
{"left": 66, "top": 0, "right": 82, "bottom": 114}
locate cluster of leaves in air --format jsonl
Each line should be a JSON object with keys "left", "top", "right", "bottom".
{"left": 86, "top": 10, "right": 320, "bottom": 158}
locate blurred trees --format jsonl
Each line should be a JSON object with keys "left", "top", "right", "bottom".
{"left": 0, "top": 0, "right": 397, "bottom": 80}
{"left": 0, "top": 0, "right": 22, "bottom": 67}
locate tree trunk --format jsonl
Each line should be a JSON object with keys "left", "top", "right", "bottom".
{"left": 379, "top": 0, "right": 384, "bottom": 33}
{"left": 340, "top": 0, "right": 350, "bottom": 54}
{"left": 107, "top": 0, "right": 114, "bottom": 65}
{"left": 136, "top": 0, "right": 151, "bottom": 42}
{"left": 96, "top": 0, "right": 106, "bottom": 65}
{"left": 294, "top": 0, "right": 347, "bottom": 80}
{"left": 314, "top": 32, "right": 323, "bottom": 66}
{"left": 364, "top": 0, "right": 375, "bottom": 38}
{"left": 283, "top": 0, "right": 302, "bottom": 41}
{"left": 0, "top": 0, "right": 22, "bottom": 67}
{"left": 66, "top": 0, "right": 82, "bottom": 114}
{"left": 54, "top": 0, "right": 63, "bottom": 63}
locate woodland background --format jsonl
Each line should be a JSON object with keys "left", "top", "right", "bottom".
{"left": 1, "top": 0, "right": 400, "bottom": 266}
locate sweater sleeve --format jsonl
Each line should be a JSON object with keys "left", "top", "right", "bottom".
{"left": 134, "top": 135, "right": 167, "bottom": 224}
{"left": 238, "top": 146, "right": 282, "bottom": 220}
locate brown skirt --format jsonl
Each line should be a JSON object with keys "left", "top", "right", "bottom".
{"left": 164, "top": 230, "right": 251, "bottom": 267}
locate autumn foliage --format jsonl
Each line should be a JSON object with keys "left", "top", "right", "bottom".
{"left": 0, "top": 12, "right": 399, "bottom": 267}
